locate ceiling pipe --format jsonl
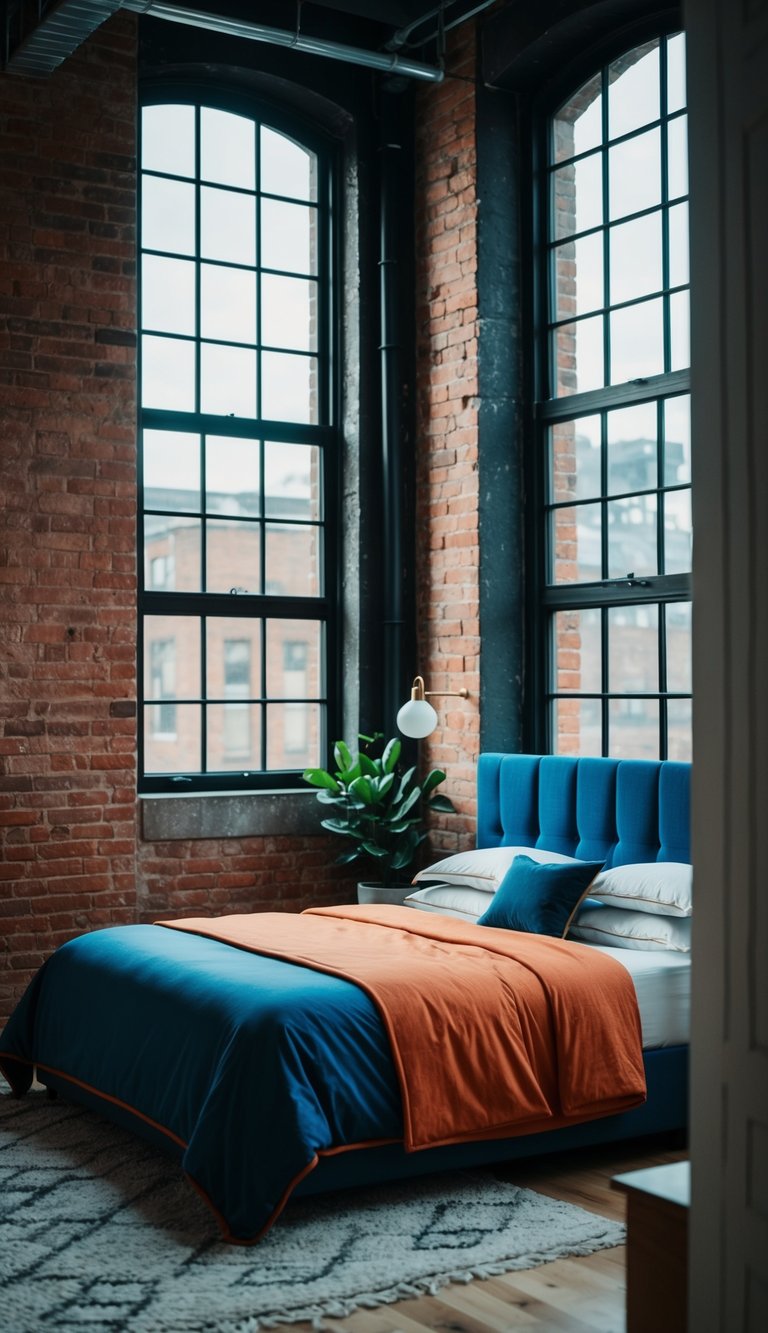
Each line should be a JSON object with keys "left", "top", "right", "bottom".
{"left": 120, "top": 0, "right": 445, "bottom": 82}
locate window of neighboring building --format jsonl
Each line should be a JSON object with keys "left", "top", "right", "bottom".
{"left": 537, "top": 30, "right": 691, "bottom": 760}
{"left": 138, "top": 94, "right": 337, "bottom": 791}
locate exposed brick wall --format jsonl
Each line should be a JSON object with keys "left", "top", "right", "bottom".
{"left": 0, "top": 17, "right": 139, "bottom": 1024}
{"left": 414, "top": 26, "right": 481, "bottom": 855}
{"left": 0, "top": 17, "right": 355, "bottom": 1027}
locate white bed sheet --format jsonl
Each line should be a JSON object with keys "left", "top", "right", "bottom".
{"left": 586, "top": 944, "right": 691, "bottom": 1049}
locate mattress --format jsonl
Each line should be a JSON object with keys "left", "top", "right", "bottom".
{"left": 587, "top": 944, "right": 691, "bottom": 1049}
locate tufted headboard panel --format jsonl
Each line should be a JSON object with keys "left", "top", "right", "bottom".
{"left": 476, "top": 754, "right": 691, "bottom": 866}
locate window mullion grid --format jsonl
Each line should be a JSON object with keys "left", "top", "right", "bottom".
{"left": 601, "top": 64, "right": 610, "bottom": 391}
{"left": 601, "top": 605, "right": 609, "bottom": 756}
{"left": 659, "top": 602, "right": 669, "bottom": 759}
{"left": 259, "top": 616, "right": 268, "bottom": 772}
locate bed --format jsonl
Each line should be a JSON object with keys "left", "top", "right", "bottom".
{"left": 0, "top": 753, "right": 690, "bottom": 1242}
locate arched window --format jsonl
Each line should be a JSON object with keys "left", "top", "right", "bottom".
{"left": 536, "top": 31, "right": 691, "bottom": 759}
{"left": 138, "top": 94, "right": 338, "bottom": 791}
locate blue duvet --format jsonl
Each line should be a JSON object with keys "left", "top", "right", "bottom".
{"left": 0, "top": 924, "right": 403, "bottom": 1240}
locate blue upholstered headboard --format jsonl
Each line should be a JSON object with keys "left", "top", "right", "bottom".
{"left": 477, "top": 754, "right": 691, "bottom": 866}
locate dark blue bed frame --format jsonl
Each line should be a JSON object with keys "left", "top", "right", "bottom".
{"left": 297, "top": 752, "right": 691, "bottom": 1197}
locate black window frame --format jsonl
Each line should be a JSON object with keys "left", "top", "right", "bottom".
{"left": 137, "top": 79, "right": 341, "bottom": 794}
{"left": 530, "top": 19, "right": 692, "bottom": 761}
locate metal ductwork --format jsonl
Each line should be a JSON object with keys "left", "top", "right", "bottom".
{"left": 4, "top": 0, "right": 446, "bottom": 81}
{"left": 119, "top": 1, "right": 445, "bottom": 82}
{"left": 5, "top": 0, "right": 123, "bottom": 74}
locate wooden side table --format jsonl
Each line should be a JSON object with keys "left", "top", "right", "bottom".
{"left": 612, "top": 1160, "right": 690, "bottom": 1333}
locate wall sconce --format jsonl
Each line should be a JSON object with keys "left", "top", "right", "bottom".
{"left": 396, "top": 675, "right": 470, "bottom": 740}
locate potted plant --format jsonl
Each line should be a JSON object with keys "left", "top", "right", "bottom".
{"left": 303, "top": 733, "right": 456, "bottom": 904}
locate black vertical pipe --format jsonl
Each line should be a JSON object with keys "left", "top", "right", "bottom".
{"left": 379, "top": 92, "right": 406, "bottom": 734}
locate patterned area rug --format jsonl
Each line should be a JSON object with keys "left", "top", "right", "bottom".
{"left": 0, "top": 1089, "right": 624, "bottom": 1332}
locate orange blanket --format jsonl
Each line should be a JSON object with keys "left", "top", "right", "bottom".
{"left": 158, "top": 904, "right": 646, "bottom": 1151}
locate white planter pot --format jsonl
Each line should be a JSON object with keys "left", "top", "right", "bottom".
{"left": 356, "top": 882, "right": 410, "bottom": 906}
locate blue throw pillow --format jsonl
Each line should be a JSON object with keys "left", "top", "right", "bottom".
{"left": 476, "top": 855, "right": 605, "bottom": 938}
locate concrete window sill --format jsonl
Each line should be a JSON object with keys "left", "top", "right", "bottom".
{"left": 140, "top": 790, "right": 322, "bottom": 842}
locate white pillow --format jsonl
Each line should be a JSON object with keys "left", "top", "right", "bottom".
{"left": 568, "top": 906, "right": 691, "bottom": 952}
{"left": 404, "top": 884, "right": 491, "bottom": 923}
{"left": 590, "top": 862, "right": 692, "bottom": 917}
{"left": 411, "top": 845, "right": 582, "bottom": 894}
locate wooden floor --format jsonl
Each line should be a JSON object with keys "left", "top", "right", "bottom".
{"left": 291, "top": 1134, "right": 686, "bottom": 1333}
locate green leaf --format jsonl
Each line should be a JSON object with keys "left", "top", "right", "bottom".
{"left": 421, "top": 768, "right": 447, "bottom": 796}
{"left": 320, "top": 819, "right": 359, "bottom": 837}
{"left": 359, "top": 751, "right": 379, "bottom": 778}
{"left": 316, "top": 788, "right": 342, "bottom": 805}
{"left": 394, "top": 765, "right": 416, "bottom": 803}
{"left": 373, "top": 772, "right": 395, "bottom": 800}
{"left": 334, "top": 846, "right": 362, "bottom": 866}
{"left": 303, "top": 768, "right": 340, "bottom": 792}
{"left": 392, "top": 785, "right": 421, "bottom": 819}
{"left": 349, "top": 775, "right": 375, "bottom": 805}
{"left": 382, "top": 737, "right": 401, "bottom": 773}
{"left": 361, "top": 841, "right": 388, "bottom": 859}
{"left": 334, "top": 740, "right": 352, "bottom": 773}
{"left": 428, "top": 793, "right": 456, "bottom": 813}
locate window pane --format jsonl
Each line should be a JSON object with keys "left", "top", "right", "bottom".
{"left": 667, "top": 33, "right": 687, "bottom": 114}
{"left": 551, "top": 503, "right": 602, "bottom": 583}
{"left": 552, "top": 73, "right": 602, "bottom": 162}
{"left": 552, "top": 152, "right": 602, "bottom": 239}
{"left": 261, "top": 199, "right": 317, "bottom": 275}
{"left": 206, "top": 617, "right": 262, "bottom": 698}
{"left": 142, "top": 175, "right": 195, "bottom": 256}
{"left": 144, "top": 705, "right": 202, "bottom": 774}
{"left": 200, "top": 343, "right": 257, "bottom": 417}
{"left": 206, "top": 519, "right": 261, "bottom": 594}
{"left": 610, "top": 297, "right": 664, "bottom": 383}
{"left": 201, "top": 186, "right": 256, "bottom": 266}
{"left": 143, "top": 615, "right": 200, "bottom": 697}
{"left": 552, "top": 697, "right": 603, "bottom": 755}
{"left": 554, "top": 233, "right": 604, "bottom": 322}
{"left": 264, "top": 442, "right": 321, "bottom": 520}
{"left": 143, "top": 430, "right": 200, "bottom": 511}
{"left": 265, "top": 620, "right": 322, "bottom": 696}
{"left": 266, "top": 703, "right": 321, "bottom": 768}
{"left": 207, "top": 704, "right": 261, "bottom": 770}
{"left": 667, "top": 698, "right": 692, "bottom": 760}
{"left": 610, "top": 212, "right": 662, "bottom": 304}
{"left": 552, "top": 72, "right": 602, "bottom": 163}
{"left": 608, "top": 40, "right": 660, "bottom": 141}
{"left": 200, "top": 264, "right": 256, "bottom": 345}
{"left": 664, "top": 395, "right": 691, "bottom": 485}
{"left": 668, "top": 202, "right": 689, "bottom": 288}
{"left": 668, "top": 115, "right": 688, "bottom": 198}
{"left": 549, "top": 415, "right": 600, "bottom": 503}
{"left": 609, "top": 697, "right": 660, "bottom": 758}
{"left": 144, "top": 516, "right": 201, "bottom": 591}
{"left": 261, "top": 274, "right": 317, "bottom": 352}
{"left": 142, "top": 104, "right": 195, "bottom": 178}
{"left": 554, "top": 315, "right": 604, "bottom": 397}
{"left": 261, "top": 126, "right": 317, "bottom": 202}
{"left": 669, "top": 289, "right": 690, "bottom": 371}
{"left": 607, "top": 402, "right": 657, "bottom": 496}
{"left": 201, "top": 108, "right": 255, "bottom": 190}
{"left": 607, "top": 494, "right": 658, "bottom": 578}
{"left": 206, "top": 436, "right": 261, "bottom": 517}
{"left": 609, "top": 603, "right": 658, "bottom": 693}
{"left": 141, "top": 335, "right": 195, "bottom": 411}
{"left": 141, "top": 255, "right": 196, "bottom": 335}
{"left": 554, "top": 608, "right": 601, "bottom": 693}
{"left": 667, "top": 601, "right": 692, "bottom": 693}
{"left": 261, "top": 351, "right": 318, "bottom": 423}
{"left": 265, "top": 523, "right": 322, "bottom": 596}
{"left": 664, "top": 489, "right": 692, "bottom": 574}
{"left": 608, "top": 127, "right": 661, "bottom": 220}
